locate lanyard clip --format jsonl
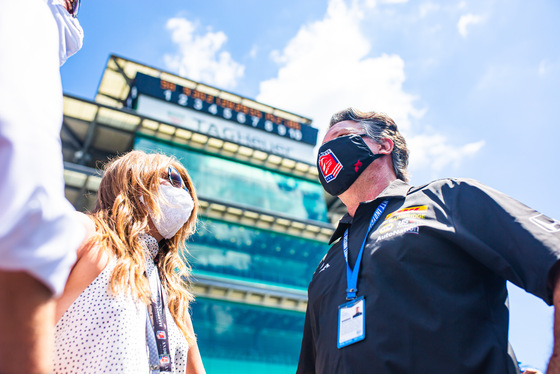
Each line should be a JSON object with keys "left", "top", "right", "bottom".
{"left": 346, "top": 288, "right": 357, "bottom": 300}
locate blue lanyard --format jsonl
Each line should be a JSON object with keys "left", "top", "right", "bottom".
{"left": 343, "top": 200, "right": 389, "bottom": 300}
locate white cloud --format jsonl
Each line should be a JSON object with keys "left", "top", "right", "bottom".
{"left": 408, "top": 134, "right": 485, "bottom": 175}
{"left": 258, "top": 0, "right": 419, "bottom": 135}
{"left": 457, "top": 13, "right": 485, "bottom": 38}
{"left": 163, "top": 17, "right": 244, "bottom": 89}
{"left": 257, "top": 0, "right": 483, "bottom": 176}
{"left": 249, "top": 45, "right": 258, "bottom": 59}
{"left": 538, "top": 59, "right": 557, "bottom": 77}
{"left": 363, "top": 0, "right": 408, "bottom": 7}
{"left": 419, "top": 2, "right": 440, "bottom": 18}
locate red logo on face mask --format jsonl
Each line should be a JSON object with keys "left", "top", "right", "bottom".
{"left": 318, "top": 149, "right": 343, "bottom": 182}
{"left": 354, "top": 160, "right": 363, "bottom": 172}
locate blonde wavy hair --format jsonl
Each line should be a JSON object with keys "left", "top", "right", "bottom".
{"left": 89, "top": 150, "right": 199, "bottom": 344}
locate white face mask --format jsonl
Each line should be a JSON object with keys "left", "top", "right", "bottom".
{"left": 150, "top": 185, "right": 195, "bottom": 239}
{"left": 47, "top": 0, "right": 84, "bottom": 66}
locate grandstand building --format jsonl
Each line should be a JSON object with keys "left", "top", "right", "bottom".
{"left": 61, "top": 55, "right": 334, "bottom": 373}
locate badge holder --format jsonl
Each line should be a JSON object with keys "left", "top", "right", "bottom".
{"left": 338, "top": 296, "right": 365, "bottom": 348}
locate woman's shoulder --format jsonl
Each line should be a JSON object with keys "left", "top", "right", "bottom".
{"left": 55, "top": 212, "right": 113, "bottom": 322}
{"left": 75, "top": 211, "right": 96, "bottom": 241}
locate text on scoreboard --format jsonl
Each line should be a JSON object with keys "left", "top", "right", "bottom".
{"left": 126, "top": 73, "right": 318, "bottom": 146}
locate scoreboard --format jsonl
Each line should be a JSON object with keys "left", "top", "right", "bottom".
{"left": 126, "top": 73, "right": 318, "bottom": 146}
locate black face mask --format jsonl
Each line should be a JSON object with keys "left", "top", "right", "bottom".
{"left": 317, "top": 134, "right": 384, "bottom": 196}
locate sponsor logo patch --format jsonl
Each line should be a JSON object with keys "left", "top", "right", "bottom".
{"left": 318, "top": 149, "right": 343, "bottom": 182}
{"left": 376, "top": 225, "right": 419, "bottom": 243}
{"left": 385, "top": 205, "right": 428, "bottom": 220}
{"left": 156, "top": 331, "right": 166, "bottom": 340}
{"left": 375, "top": 205, "right": 429, "bottom": 242}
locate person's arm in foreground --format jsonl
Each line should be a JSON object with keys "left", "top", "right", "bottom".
{"left": 0, "top": 213, "right": 92, "bottom": 374}
{"left": 0, "top": 272, "right": 56, "bottom": 374}
{"left": 0, "top": 0, "right": 82, "bottom": 372}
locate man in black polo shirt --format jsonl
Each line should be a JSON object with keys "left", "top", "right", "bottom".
{"left": 297, "top": 108, "right": 560, "bottom": 374}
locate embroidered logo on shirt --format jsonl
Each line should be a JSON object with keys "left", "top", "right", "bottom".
{"left": 318, "top": 263, "right": 330, "bottom": 274}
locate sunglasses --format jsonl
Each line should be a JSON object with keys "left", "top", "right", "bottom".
{"left": 168, "top": 166, "right": 187, "bottom": 191}
{"left": 70, "top": 0, "right": 81, "bottom": 18}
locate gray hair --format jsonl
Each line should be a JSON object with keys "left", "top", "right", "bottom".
{"left": 329, "top": 108, "right": 410, "bottom": 182}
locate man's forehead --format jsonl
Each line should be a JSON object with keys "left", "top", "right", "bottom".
{"left": 323, "top": 120, "right": 362, "bottom": 143}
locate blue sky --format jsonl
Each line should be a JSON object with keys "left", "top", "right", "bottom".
{"left": 61, "top": 0, "right": 560, "bottom": 370}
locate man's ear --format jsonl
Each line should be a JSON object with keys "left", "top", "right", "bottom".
{"left": 378, "top": 138, "right": 394, "bottom": 155}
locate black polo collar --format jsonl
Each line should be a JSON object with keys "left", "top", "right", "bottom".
{"left": 329, "top": 179, "right": 412, "bottom": 244}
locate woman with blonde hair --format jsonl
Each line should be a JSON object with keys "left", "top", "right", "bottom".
{"left": 54, "top": 150, "right": 205, "bottom": 374}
